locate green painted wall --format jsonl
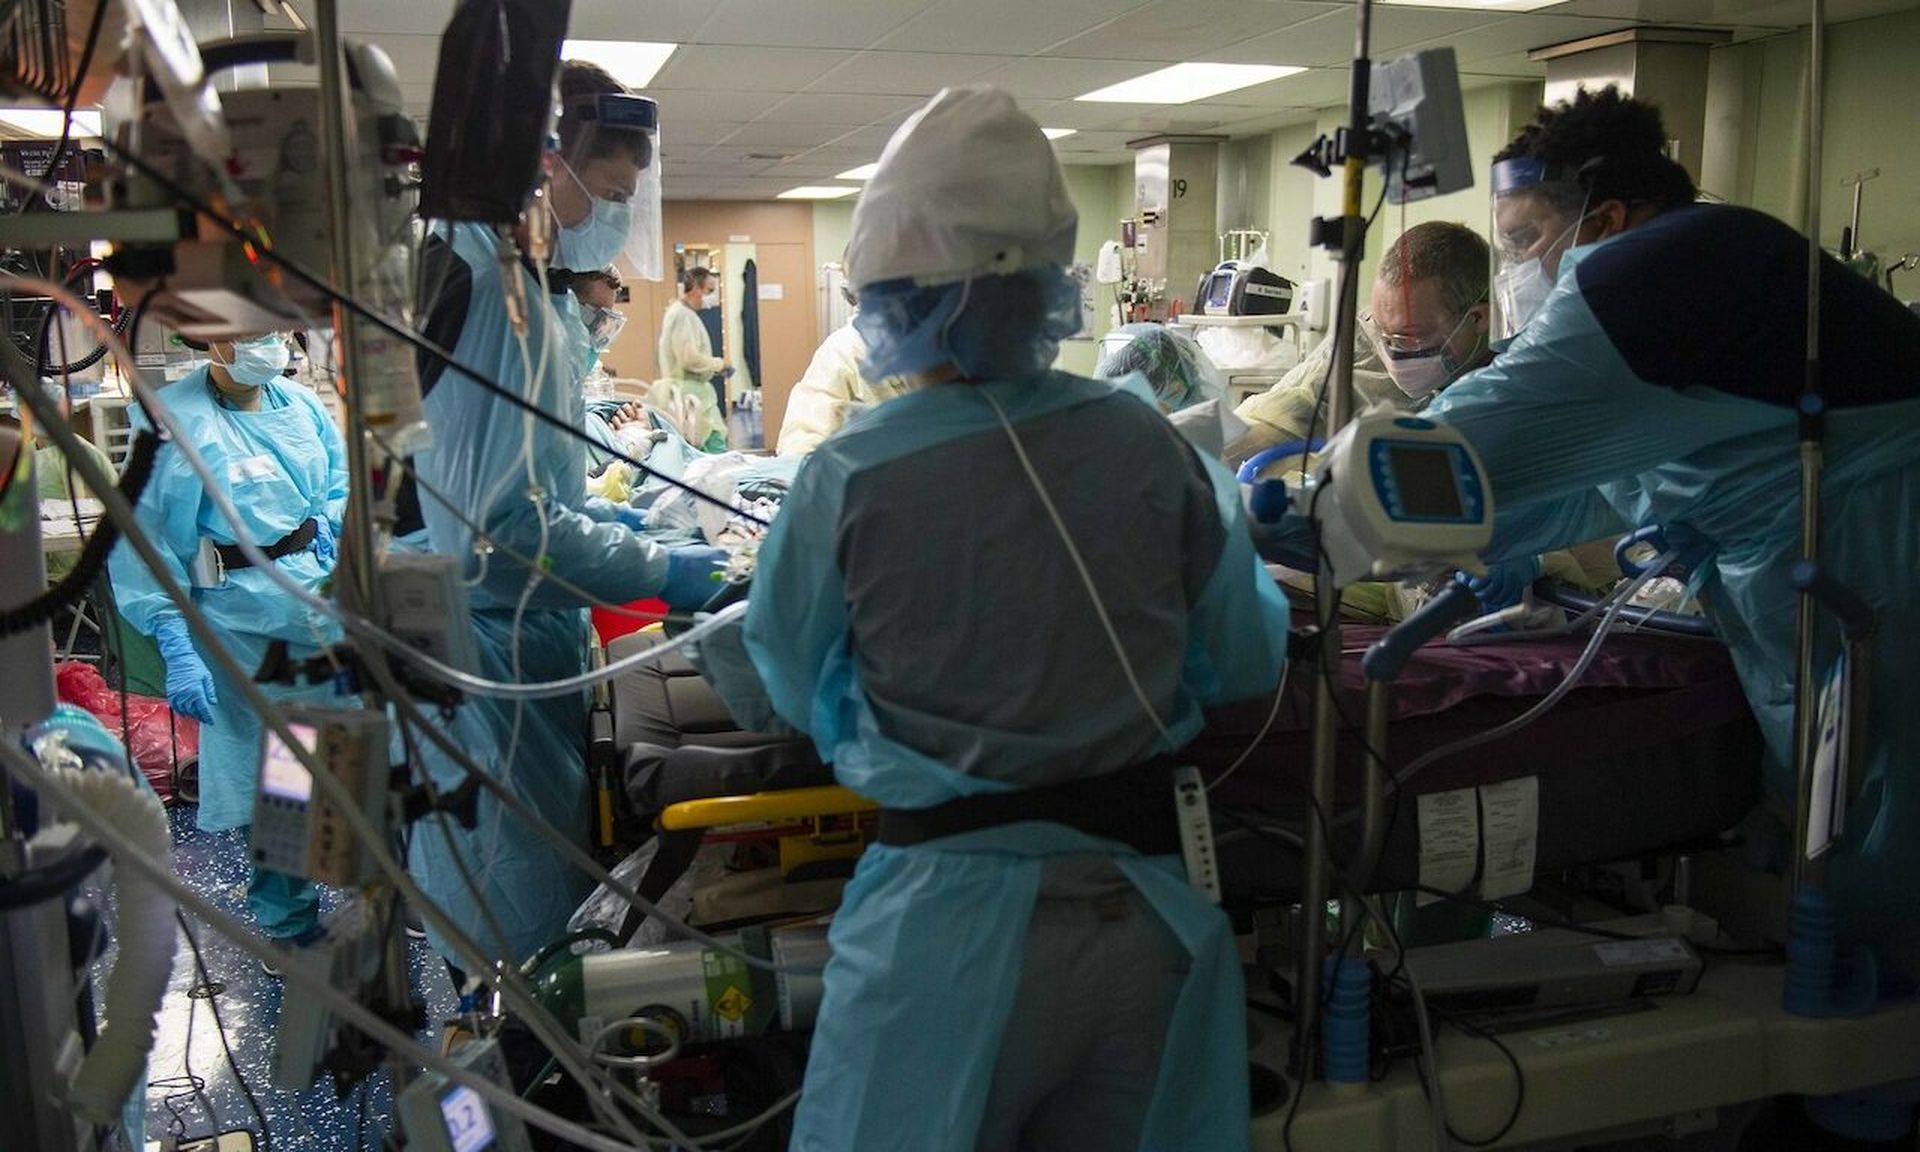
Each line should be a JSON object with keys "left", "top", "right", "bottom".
{"left": 810, "top": 200, "right": 855, "bottom": 275}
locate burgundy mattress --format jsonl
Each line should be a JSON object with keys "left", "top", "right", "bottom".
{"left": 1192, "top": 617, "right": 1764, "bottom": 903}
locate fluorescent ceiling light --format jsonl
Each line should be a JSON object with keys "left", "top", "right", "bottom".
{"left": 0, "top": 108, "right": 101, "bottom": 137}
{"left": 1380, "top": 0, "right": 1563, "bottom": 8}
{"left": 1076, "top": 63, "right": 1305, "bottom": 104}
{"left": 561, "top": 40, "right": 678, "bottom": 88}
{"left": 778, "top": 185, "right": 860, "bottom": 200}
{"left": 1042, "top": 128, "right": 1078, "bottom": 140}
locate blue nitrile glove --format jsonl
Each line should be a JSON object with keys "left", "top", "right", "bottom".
{"left": 660, "top": 545, "right": 729, "bottom": 610}
{"left": 1246, "top": 478, "right": 1291, "bottom": 526}
{"left": 1464, "top": 554, "right": 1542, "bottom": 611}
{"left": 154, "top": 618, "right": 218, "bottom": 725}
{"left": 612, "top": 504, "right": 651, "bottom": 533}
{"left": 313, "top": 516, "right": 337, "bottom": 566}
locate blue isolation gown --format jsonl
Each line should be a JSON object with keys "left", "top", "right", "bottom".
{"left": 404, "top": 223, "right": 676, "bottom": 967}
{"left": 109, "top": 368, "right": 348, "bottom": 832}
{"left": 744, "top": 371, "right": 1290, "bottom": 1151}
{"left": 1426, "top": 204, "right": 1920, "bottom": 967}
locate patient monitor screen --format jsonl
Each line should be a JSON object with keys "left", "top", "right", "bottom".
{"left": 261, "top": 722, "right": 318, "bottom": 803}
{"left": 440, "top": 1084, "right": 496, "bottom": 1152}
{"left": 1388, "top": 444, "right": 1464, "bottom": 519}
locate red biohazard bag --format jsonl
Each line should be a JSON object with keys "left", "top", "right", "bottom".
{"left": 54, "top": 661, "right": 196, "bottom": 801}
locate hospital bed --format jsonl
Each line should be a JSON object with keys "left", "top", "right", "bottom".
{"left": 592, "top": 610, "right": 1920, "bottom": 1151}
{"left": 601, "top": 608, "right": 1764, "bottom": 915}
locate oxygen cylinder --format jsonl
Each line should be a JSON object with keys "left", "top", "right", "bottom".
{"left": 534, "top": 922, "right": 828, "bottom": 1048}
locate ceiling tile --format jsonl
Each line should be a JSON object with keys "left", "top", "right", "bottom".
{"left": 1540, "top": 0, "right": 1831, "bottom": 25}
{"left": 652, "top": 89, "right": 787, "bottom": 123}
{"left": 1045, "top": 1, "right": 1335, "bottom": 62}
{"left": 758, "top": 159, "right": 856, "bottom": 179}
{"left": 650, "top": 45, "right": 851, "bottom": 92}
{"left": 753, "top": 93, "right": 924, "bottom": 124}
{"left": 1404, "top": 13, "right": 1642, "bottom": 63}
{"left": 972, "top": 57, "right": 1171, "bottom": 101}
{"left": 567, "top": 0, "right": 718, "bottom": 43}
{"left": 810, "top": 51, "right": 1013, "bottom": 95}
{"left": 1212, "top": 6, "right": 1496, "bottom": 69}
{"left": 696, "top": 0, "right": 934, "bottom": 49}
{"left": 875, "top": 0, "right": 1143, "bottom": 55}
{"left": 718, "top": 121, "right": 871, "bottom": 149}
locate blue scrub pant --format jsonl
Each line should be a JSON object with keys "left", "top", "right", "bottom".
{"left": 245, "top": 855, "right": 319, "bottom": 940}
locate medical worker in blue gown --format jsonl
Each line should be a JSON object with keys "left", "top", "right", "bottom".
{"left": 1417, "top": 88, "right": 1920, "bottom": 1144}
{"left": 403, "top": 60, "right": 726, "bottom": 974}
{"left": 741, "top": 86, "right": 1290, "bottom": 1152}
{"left": 109, "top": 332, "right": 344, "bottom": 947}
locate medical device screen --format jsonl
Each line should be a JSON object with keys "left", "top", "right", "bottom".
{"left": 260, "top": 722, "right": 318, "bottom": 803}
{"left": 440, "top": 1084, "right": 496, "bottom": 1152}
{"left": 1387, "top": 444, "right": 1465, "bottom": 519}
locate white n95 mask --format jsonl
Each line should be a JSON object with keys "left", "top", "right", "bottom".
{"left": 1384, "top": 350, "right": 1450, "bottom": 401}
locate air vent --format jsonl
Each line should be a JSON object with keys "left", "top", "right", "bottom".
{"left": 746, "top": 152, "right": 795, "bottom": 161}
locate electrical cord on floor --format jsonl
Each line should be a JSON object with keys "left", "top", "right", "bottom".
{"left": 178, "top": 910, "right": 275, "bottom": 1151}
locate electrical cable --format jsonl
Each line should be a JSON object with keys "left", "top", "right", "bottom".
{"left": 1386, "top": 553, "right": 1675, "bottom": 793}
{"left": 0, "top": 741, "right": 700, "bottom": 1152}
{"left": 363, "top": 650, "right": 821, "bottom": 977}
{"left": 80, "top": 136, "right": 759, "bottom": 527}
{"left": 370, "top": 435, "right": 673, "bottom": 624}
{"left": 9, "top": 372, "right": 732, "bottom": 1150}
{"left": 33, "top": 257, "right": 129, "bottom": 376}
{"left": 177, "top": 910, "right": 274, "bottom": 1151}
{"left": 3, "top": 273, "right": 732, "bottom": 701}
{"left": 10, "top": 310, "right": 812, "bottom": 988}
{"left": 1207, "top": 656, "right": 1290, "bottom": 794}
{"left": 0, "top": 421, "right": 160, "bottom": 638}
{"left": 15, "top": 0, "right": 109, "bottom": 219}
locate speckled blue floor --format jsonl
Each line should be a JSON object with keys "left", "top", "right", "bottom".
{"left": 118, "top": 806, "right": 461, "bottom": 1151}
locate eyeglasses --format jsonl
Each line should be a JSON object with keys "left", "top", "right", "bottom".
{"left": 1359, "top": 308, "right": 1478, "bottom": 359}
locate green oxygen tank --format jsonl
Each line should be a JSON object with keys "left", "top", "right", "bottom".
{"left": 533, "top": 922, "right": 830, "bottom": 1049}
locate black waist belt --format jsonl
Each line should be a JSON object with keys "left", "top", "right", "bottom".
{"left": 876, "top": 759, "right": 1182, "bottom": 856}
{"left": 215, "top": 518, "right": 318, "bottom": 570}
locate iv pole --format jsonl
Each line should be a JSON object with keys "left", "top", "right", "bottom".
{"left": 312, "top": 0, "right": 416, "bottom": 1088}
{"left": 1291, "top": 0, "right": 1376, "bottom": 1076}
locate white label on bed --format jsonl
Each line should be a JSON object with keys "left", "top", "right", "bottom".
{"left": 1478, "top": 776, "right": 1540, "bottom": 901}
{"left": 1417, "top": 788, "right": 1479, "bottom": 907}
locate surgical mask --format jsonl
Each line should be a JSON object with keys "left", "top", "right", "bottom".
{"left": 700, "top": 293, "right": 719, "bottom": 310}
{"left": 214, "top": 335, "right": 290, "bottom": 388}
{"left": 554, "top": 162, "right": 633, "bottom": 271}
{"left": 1384, "top": 351, "right": 1450, "bottom": 401}
{"left": 583, "top": 305, "right": 626, "bottom": 351}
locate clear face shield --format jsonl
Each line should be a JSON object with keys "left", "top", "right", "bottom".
{"left": 553, "top": 92, "right": 663, "bottom": 281}
{"left": 1488, "top": 156, "right": 1590, "bottom": 342}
